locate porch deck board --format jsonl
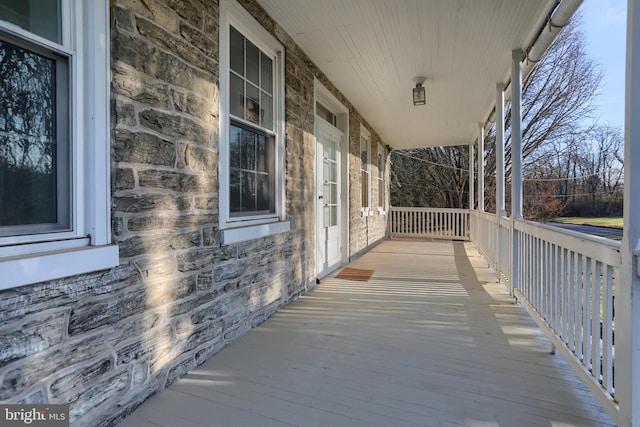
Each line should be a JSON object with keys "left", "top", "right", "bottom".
{"left": 120, "top": 240, "right": 615, "bottom": 427}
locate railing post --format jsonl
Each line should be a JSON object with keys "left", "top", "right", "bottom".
{"left": 469, "top": 143, "right": 474, "bottom": 211}
{"left": 496, "top": 84, "right": 506, "bottom": 217}
{"left": 478, "top": 123, "right": 485, "bottom": 212}
{"left": 618, "top": 1, "right": 640, "bottom": 424}
{"left": 511, "top": 50, "right": 523, "bottom": 295}
{"left": 495, "top": 84, "right": 506, "bottom": 283}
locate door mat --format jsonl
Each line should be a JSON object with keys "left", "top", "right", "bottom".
{"left": 335, "top": 268, "right": 374, "bottom": 282}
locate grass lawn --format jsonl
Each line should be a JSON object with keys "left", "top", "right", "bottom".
{"left": 549, "top": 216, "right": 623, "bottom": 229}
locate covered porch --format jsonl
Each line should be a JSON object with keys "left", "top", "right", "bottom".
{"left": 120, "top": 239, "right": 614, "bottom": 427}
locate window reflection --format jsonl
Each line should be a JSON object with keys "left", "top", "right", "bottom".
{"left": 0, "top": 0, "right": 62, "bottom": 43}
{"left": 229, "top": 124, "right": 274, "bottom": 215}
{"left": 0, "top": 39, "right": 64, "bottom": 228}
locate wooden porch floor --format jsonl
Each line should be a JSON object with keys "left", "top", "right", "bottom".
{"left": 120, "top": 240, "right": 615, "bottom": 427}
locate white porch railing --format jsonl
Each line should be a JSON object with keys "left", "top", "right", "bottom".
{"left": 390, "top": 207, "right": 469, "bottom": 240}
{"left": 470, "top": 210, "right": 620, "bottom": 420}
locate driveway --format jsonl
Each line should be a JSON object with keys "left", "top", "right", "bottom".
{"left": 546, "top": 222, "right": 622, "bottom": 239}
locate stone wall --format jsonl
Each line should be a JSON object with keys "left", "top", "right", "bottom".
{"left": 348, "top": 120, "right": 389, "bottom": 259}
{"left": 0, "top": 0, "right": 389, "bottom": 426}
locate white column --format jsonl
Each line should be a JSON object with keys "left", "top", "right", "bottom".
{"left": 510, "top": 50, "right": 523, "bottom": 295}
{"left": 478, "top": 123, "right": 485, "bottom": 212}
{"left": 496, "top": 84, "right": 506, "bottom": 217}
{"left": 469, "top": 143, "right": 474, "bottom": 210}
{"left": 511, "top": 50, "right": 523, "bottom": 220}
{"left": 617, "top": 1, "right": 640, "bottom": 425}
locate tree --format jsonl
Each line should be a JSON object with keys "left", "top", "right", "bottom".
{"left": 391, "top": 12, "right": 605, "bottom": 220}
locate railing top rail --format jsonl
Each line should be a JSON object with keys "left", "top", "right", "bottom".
{"left": 391, "top": 206, "right": 470, "bottom": 214}
{"left": 514, "top": 218, "right": 621, "bottom": 266}
{"left": 471, "top": 210, "right": 500, "bottom": 220}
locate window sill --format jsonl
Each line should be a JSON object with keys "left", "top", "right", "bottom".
{"left": 378, "top": 209, "right": 387, "bottom": 216}
{"left": 361, "top": 210, "right": 374, "bottom": 217}
{"left": 220, "top": 221, "right": 291, "bottom": 245}
{"left": 0, "top": 244, "right": 119, "bottom": 290}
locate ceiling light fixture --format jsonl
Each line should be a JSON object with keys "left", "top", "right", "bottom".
{"left": 412, "top": 76, "right": 426, "bottom": 106}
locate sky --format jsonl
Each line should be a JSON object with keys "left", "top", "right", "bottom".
{"left": 579, "top": 0, "right": 627, "bottom": 130}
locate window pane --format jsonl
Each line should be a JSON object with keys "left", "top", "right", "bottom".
{"left": 229, "top": 125, "right": 241, "bottom": 168}
{"left": 230, "top": 124, "right": 275, "bottom": 216}
{"left": 0, "top": 0, "right": 61, "bottom": 43}
{"left": 240, "top": 129, "right": 255, "bottom": 170}
{"left": 261, "top": 53, "right": 272, "bottom": 93}
{"left": 245, "top": 83, "right": 260, "bottom": 124}
{"left": 229, "top": 73, "right": 244, "bottom": 119}
{"left": 360, "top": 137, "right": 368, "bottom": 166}
{"left": 256, "top": 173, "right": 271, "bottom": 211}
{"left": 240, "top": 171, "right": 255, "bottom": 212}
{"left": 256, "top": 134, "right": 268, "bottom": 173}
{"left": 361, "top": 170, "right": 369, "bottom": 207}
{"left": 0, "top": 39, "right": 67, "bottom": 230}
{"left": 230, "top": 26, "right": 244, "bottom": 75}
{"left": 230, "top": 169, "right": 241, "bottom": 212}
{"left": 316, "top": 103, "right": 336, "bottom": 126}
{"left": 260, "top": 92, "right": 272, "bottom": 130}
{"left": 246, "top": 39, "right": 260, "bottom": 86}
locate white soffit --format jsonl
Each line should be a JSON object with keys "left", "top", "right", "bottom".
{"left": 256, "top": 0, "right": 561, "bottom": 150}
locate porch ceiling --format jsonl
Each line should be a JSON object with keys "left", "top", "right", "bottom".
{"left": 257, "top": 0, "right": 560, "bottom": 150}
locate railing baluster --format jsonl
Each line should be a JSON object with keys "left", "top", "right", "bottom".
{"left": 591, "top": 260, "right": 602, "bottom": 379}
{"left": 576, "top": 253, "right": 583, "bottom": 362}
{"left": 602, "top": 264, "right": 614, "bottom": 394}
{"left": 561, "top": 248, "right": 568, "bottom": 342}
{"left": 583, "top": 256, "right": 592, "bottom": 369}
{"left": 389, "top": 208, "right": 471, "bottom": 241}
{"left": 568, "top": 250, "right": 575, "bottom": 350}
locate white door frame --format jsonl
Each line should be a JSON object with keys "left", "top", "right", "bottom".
{"left": 314, "top": 79, "right": 349, "bottom": 278}
{"left": 315, "top": 119, "right": 342, "bottom": 278}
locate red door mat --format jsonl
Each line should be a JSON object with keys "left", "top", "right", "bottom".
{"left": 335, "top": 268, "right": 374, "bottom": 282}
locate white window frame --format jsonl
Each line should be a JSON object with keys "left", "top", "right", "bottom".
{"left": 219, "top": 0, "right": 289, "bottom": 245}
{"left": 360, "top": 125, "right": 373, "bottom": 216}
{"left": 0, "top": 0, "right": 118, "bottom": 290}
{"left": 377, "top": 143, "right": 386, "bottom": 215}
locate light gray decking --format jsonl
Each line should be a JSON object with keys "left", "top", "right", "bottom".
{"left": 120, "top": 240, "right": 615, "bottom": 427}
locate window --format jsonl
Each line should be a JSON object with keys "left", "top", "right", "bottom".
{"left": 220, "top": 0, "right": 289, "bottom": 244}
{"left": 360, "top": 126, "right": 372, "bottom": 215}
{"left": 316, "top": 102, "right": 336, "bottom": 127}
{"left": 377, "top": 144, "right": 385, "bottom": 213}
{"left": 0, "top": 0, "right": 117, "bottom": 290}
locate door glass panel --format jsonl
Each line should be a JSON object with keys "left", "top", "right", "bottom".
{"left": 329, "top": 138, "right": 337, "bottom": 161}
{"left": 329, "top": 161, "right": 337, "bottom": 182}
{"left": 330, "top": 206, "right": 337, "bottom": 226}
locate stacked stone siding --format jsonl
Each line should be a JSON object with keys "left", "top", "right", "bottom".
{"left": 0, "top": 0, "right": 389, "bottom": 425}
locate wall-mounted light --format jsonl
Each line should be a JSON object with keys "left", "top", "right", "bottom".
{"left": 413, "top": 76, "right": 426, "bottom": 106}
